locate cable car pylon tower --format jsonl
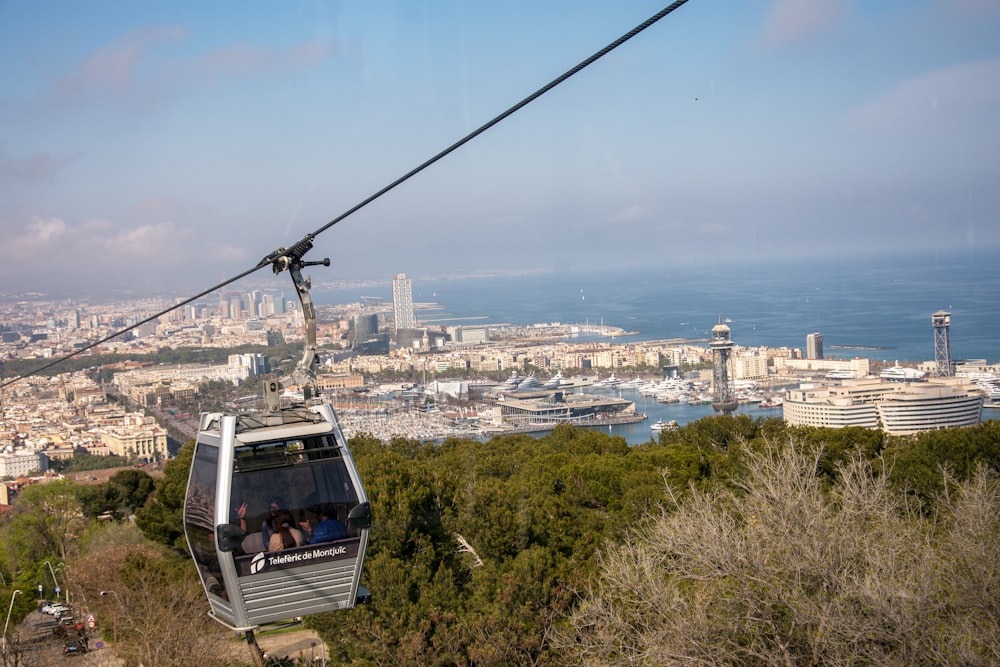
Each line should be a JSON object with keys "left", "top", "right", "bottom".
{"left": 932, "top": 310, "right": 954, "bottom": 377}
{"left": 710, "top": 318, "right": 738, "bottom": 415}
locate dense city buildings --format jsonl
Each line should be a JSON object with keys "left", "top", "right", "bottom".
{"left": 100, "top": 412, "right": 169, "bottom": 459}
{"left": 0, "top": 449, "right": 48, "bottom": 478}
{"left": 0, "top": 367, "right": 168, "bottom": 504}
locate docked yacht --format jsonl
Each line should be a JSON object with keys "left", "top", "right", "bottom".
{"left": 618, "top": 376, "right": 646, "bottom": 390}
{"left": 880, "top": 362, "right": 926, "bottom": 382}
{"left": 650, "top": 418, "right": 678, "bottom": 432}
{"left": 504, "top": 371, "right": 525, "bottom": 386}
{"left": 594, "top": 373, "right": 623, "bottom": 388}
{"left": 978, "top": 381, "right": 1000, "bottom": 406}
{"left": 516, "top": 375, "right": 542, "bottom": 391}
{"left": 543, "top": 371, "right": 566, "bottom": 389}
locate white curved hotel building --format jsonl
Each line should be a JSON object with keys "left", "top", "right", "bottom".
{"left": 783, "top": 377, "right": 984, "bottom": 436}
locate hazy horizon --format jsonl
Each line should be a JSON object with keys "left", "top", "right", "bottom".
{"left": 2, "top": 2, "right": 999, "bottom": 295}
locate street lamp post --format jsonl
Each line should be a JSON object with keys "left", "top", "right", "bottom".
{"left": 44, "top": 561, "right": 62, "bottom": 602}
{"left": 2, "top": 589, "right": 23, "bottom": 652}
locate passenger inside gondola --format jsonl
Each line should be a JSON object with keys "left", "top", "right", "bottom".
{"left": 307, "top": 503, "right": 347, "bottom": 544}
{"left": 268, "top": 510, "right": 307, "bottom": 551}
{"left": 260, "top": 496, "right": 287, "bottom": 547}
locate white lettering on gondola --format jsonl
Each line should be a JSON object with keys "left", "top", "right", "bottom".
{"left": 262, "top": 544, "right": 350, "bottom": 570}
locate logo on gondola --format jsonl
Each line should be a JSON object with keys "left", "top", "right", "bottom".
{"left": 250, "top": 552, "right": 266, "bottom": 574}
{"left": 237, "top": 540, "right": 360, "bottom": 577}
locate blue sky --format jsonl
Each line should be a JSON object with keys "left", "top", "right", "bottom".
{"left": 1, "top": 1, "right": 999, "bottom": 296}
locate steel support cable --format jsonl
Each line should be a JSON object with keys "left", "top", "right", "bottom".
{"left": 0, "top": 266, "right": 264, "bottom": 389}
{"left": 1, "top": 0, "right": 692, "bottom": 390}
{"left": 307, "top": 0, "right": 691, "bottom": 241}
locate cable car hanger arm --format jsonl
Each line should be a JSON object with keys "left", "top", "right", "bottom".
{"left": 261, "top": 236, "right": 329, "bottom": 411}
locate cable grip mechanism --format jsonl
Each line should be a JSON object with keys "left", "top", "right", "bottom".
{"left": 258, "top": 235, "right": 331, "bottom": 413}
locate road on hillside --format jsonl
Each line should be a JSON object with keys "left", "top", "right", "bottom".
{"left": 12, "top": 609, "right": 121, "bottom": 666}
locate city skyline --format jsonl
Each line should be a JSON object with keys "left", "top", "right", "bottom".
{"left": 3, "top": 248, "right": 999, "bottom": 369}
{"left": 1, "top": 2, "right": 998, "bottom": 296}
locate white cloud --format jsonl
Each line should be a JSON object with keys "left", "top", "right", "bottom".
{"left": 758, "top": 0, "right": 849, "bottom": 48}
{"left": 847, "top": 58, "right": 1000, "bottom": 133}
{"left": 25, "top": 217, "right": 68, "bottom": 243}
{"left": 1, "top": 216, "right": 201, "bottom": 270}
{"left": 0, "top": 216, "right": 67, "bottom": 256}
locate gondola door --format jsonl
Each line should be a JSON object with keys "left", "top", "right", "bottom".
{"left": 184, "top": 413, "right": 246, "bottom": 628}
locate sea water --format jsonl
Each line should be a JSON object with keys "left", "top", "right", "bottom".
{"left": 318, "top": 250, "right": 999, "bottom": 364}
{"left": 315, "top": 250, "right": 999, "bottom": 443}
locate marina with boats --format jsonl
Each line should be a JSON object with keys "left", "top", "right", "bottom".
{"left": 330, "top": 363, "right": 1000, "bottom": 446}
{"left": 333, "top": 371, "right": 789, "bottom": 445}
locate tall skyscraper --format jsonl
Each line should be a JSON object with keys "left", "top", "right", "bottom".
{"left": 392, "top": 273, "right": 416, "bottom": 331}
{"left": 806, "top": 332, "right": 824, "bottom": 360}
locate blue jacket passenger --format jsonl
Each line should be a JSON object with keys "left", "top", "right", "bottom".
{"left": 310, "top": 515, "right": 347, "bottom": 544}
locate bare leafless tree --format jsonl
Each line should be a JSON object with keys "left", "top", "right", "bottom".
{"left": 560, "top": 438, "right": 1000, "bottom": 666}
{"left": 68, "top": 523, "right": 245, "bottom": 667}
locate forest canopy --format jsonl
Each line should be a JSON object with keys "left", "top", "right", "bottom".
{"left": 2, "top": 416, "right": 998, "bottom": 665}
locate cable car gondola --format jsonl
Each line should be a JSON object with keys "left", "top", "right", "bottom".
{"left": 183, "top": 240, "right": 371, "bottom": 632}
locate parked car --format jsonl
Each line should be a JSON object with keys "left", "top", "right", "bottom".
{"left": 63, "top": 639, "right": 87, "bottom": 655}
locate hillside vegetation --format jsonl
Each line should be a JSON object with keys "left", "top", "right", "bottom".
{"left": 1, "top": 416, "right": 998, "bottom": 666}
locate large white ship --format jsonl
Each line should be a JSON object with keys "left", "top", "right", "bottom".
{"left": 974, "top": 380, "right": 1000, "bottom": 407}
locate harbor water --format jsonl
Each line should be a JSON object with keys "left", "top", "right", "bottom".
{"left": 524, "top": 385, "right": 788, "bottom": 445}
